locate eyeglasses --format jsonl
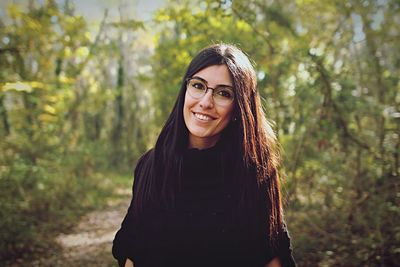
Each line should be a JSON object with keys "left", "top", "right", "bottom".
{"left": 186, "top": 77, "right": 235, "bottom": 106}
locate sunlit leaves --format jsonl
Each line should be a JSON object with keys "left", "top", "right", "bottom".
{"left": 109, "top": 19, "right": 145, "bottom": 30}
{"left": 1, "top": 82, "right": 35, "bottom": 93}
{"left": 0, "top": 1, "right": 111, "bottom": 260}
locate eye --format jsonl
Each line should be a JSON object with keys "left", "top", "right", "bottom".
{"left": 193, "top": 82, "right": 205, "bottom": 90}
{"left": 216, "top": 87, "right": 234, "bottom": 99}
{"left": 189, "top": 79, "right": 206, "bottom": 91}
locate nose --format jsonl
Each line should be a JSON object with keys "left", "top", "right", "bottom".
{"left": 199, "top": 89, "right": 214, "bottom": 109}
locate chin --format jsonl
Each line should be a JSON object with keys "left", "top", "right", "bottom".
{"left": 191, "top": 132, "right": 210, "bottom": 139}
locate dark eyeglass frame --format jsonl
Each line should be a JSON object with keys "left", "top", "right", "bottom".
{"left": 185, "top": 77, "right": 235, "bottom": 106}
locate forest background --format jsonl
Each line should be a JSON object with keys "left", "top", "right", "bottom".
{"left": 0, "top": 0, "right": 399, "bottom": 266}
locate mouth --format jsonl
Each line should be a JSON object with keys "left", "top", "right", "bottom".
{"left": 193, "top": 112, "right": 215, "bottom": 121}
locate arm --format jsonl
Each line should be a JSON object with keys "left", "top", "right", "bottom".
{"left": 275, "top": 224, "right": 296, "bottom": 267}
{"left": 258, "top": 182, "right": 296, "bottom": 267}
{"left": 112, "top": 150, "right": 153, "bottom": 267}
{"left": 112, "top": 190, "right": 137, "bottom": 267}
{"left": 262, "top": 222, "right": 296, "bottom": 267}
{"left": 112, "top": 197, "right": 135, "bottom": 266}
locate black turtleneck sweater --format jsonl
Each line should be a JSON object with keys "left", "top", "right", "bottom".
{"left": 112, "top": 145, "right": 296, "bottom": 267}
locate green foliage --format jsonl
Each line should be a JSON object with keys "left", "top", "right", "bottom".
{"left": 0, "top": 1, "right": 148, "bottom": 262}
{"left": 0, "top": 0, "right": 399, "bottom": 265}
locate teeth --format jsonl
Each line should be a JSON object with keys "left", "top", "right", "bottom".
{"left": 194, "top": 113, "right": 212, "bottom": 121}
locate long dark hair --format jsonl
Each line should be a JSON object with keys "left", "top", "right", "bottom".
{"left": 133, "top": 43, "right": 282, "bottom": 243}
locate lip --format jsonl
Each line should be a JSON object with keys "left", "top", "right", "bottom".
{"left": 192, "top": 111, "right": 217, "bottom": 121}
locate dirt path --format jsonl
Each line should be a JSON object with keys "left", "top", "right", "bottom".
{"left": 12, "top": 188, "right": 131, "bottom": 267}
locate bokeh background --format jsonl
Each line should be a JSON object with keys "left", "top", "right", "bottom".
{"left": 0, "top": 0, "right": 399, "bottom": 266}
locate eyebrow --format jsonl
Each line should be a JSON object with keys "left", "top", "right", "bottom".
{"left": 192, "top": 76, "right": 233, "bottom": 88}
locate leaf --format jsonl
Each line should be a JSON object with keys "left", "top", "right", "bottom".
{"left": 43, "top": 104, "right": 56, "bottom": 115}
{"left": 2, "top": 82, "right": 33, "bottom": 93}
{"left": 109, "top": 20, "right": 145, "bottom": 30}
{"left": 1, "top": 82, "right": 45, "bottom": 93}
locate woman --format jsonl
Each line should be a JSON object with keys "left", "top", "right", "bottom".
{"left": 112, "top": 44, "right": 296, "bottom": 267}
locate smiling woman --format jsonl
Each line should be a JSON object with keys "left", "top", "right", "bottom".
{"left": 112, "top": 43, "right": 296, "bottom": 267}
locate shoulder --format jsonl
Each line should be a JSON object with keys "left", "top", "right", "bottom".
{"left": 135, "top": 149, "right": 154, "bottom": 171}
{"left": 132, "top": 149, "right": 154, "bottom": 190}
{"left": 135, "top": 149, "right": 154, "bottom": 172}
{"left": 133, "top": 149, "right": 154, "bottom": 180}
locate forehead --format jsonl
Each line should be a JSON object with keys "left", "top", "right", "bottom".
{"left": 193, "top": 65, "right": 233, "bottom": 86}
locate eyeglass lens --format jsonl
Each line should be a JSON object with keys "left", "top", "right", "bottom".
{"left": 187, "top": 78, "right": 234, "bottom": 106}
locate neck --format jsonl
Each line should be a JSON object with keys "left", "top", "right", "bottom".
{"left": 188, "top": 134, "right": 220, "bottom": 150}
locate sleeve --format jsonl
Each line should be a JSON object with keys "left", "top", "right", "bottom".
{"left": 112, "top": 196, "right": 135, "bottom": 267}
{"left": 258, "top": 182, "right": 297, "bottom": 267}
{"left": 275, "top": 222, "right": 296, "bottom": 267}
{"left": 262, "top": 222, "right": 296, "bottom": 267}
{"left": 112, "top": 150, "right": 152, "bottom": 267}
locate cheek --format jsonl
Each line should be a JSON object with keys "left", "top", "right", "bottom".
{"left": 184, "top": 92, "right": 193, "bottom": 109}
{"left": 183, "top": 93, "right": 193, "bottom": 124}
{"left": 218, "top": 105, "right": 234, "bottom": 124}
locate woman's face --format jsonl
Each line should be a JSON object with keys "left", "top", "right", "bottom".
{"left": 183, "top": 64, "right": 234, "bottom": 149}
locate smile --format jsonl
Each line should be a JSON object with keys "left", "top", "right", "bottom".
{"left": 193, "top": 112, "right": 214, "bottom": 121}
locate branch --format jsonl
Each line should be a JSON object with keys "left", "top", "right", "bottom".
{"left": 0, "top": 47, "right": 20, "bottom": 54}
{"left": 74, "top": 8, "right": 109, "bottom": 77}
{"left": 311, "top": 55, "right": 380, "bottom": 158}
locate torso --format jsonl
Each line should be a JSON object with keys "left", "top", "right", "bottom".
{"left": 132, "top": 146, "right": 270, "bottom": 267}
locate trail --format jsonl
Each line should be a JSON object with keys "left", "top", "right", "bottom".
{"left": 10, "top": 188, "right": 131, "bottom": 267}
